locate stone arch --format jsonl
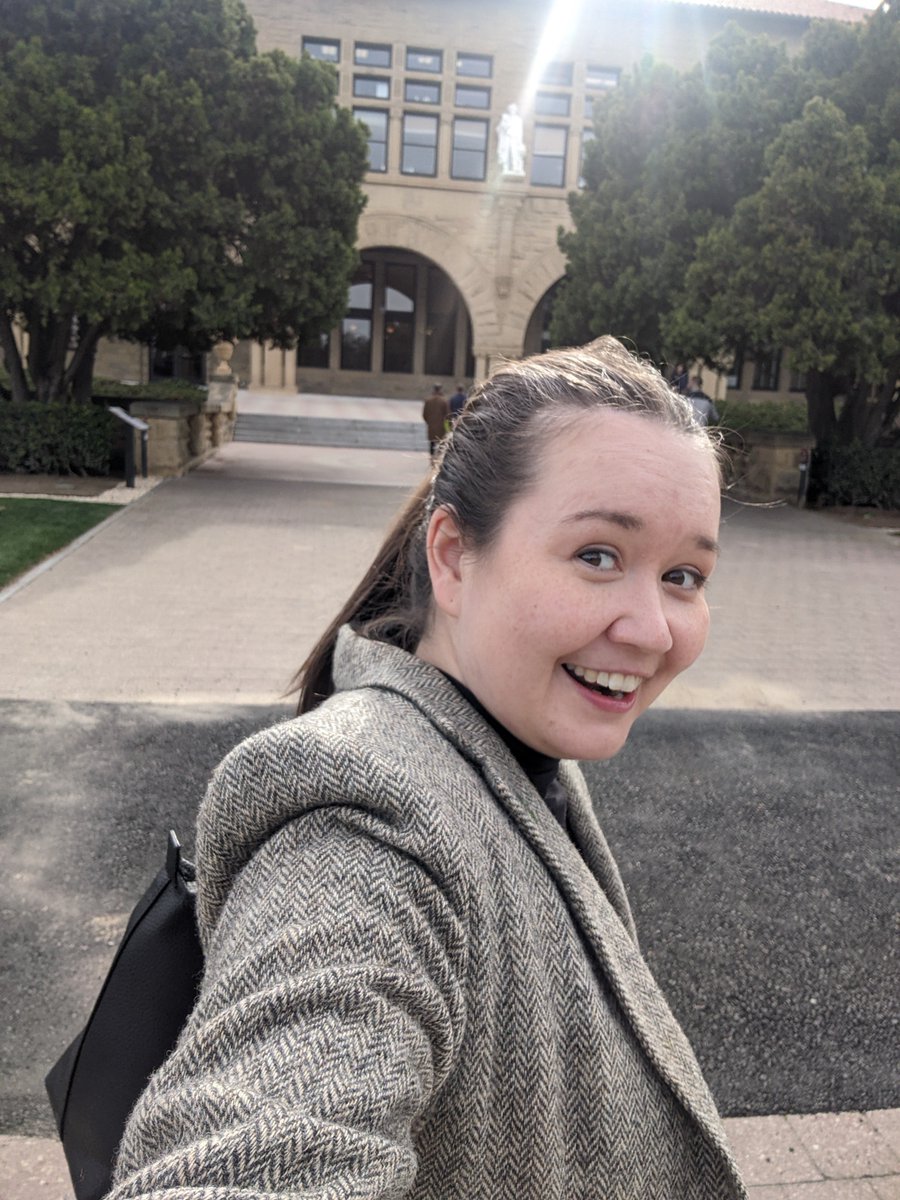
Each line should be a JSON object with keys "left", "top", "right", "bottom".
{"left": 505, "top": 246, "right": 567, "bottom": 353}
{"left": 357, "top": 211, "right": 500, "bottom": 348}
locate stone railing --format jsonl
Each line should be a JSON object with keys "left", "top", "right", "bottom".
{"left": 128, "top": 343, "right": 238, "bottom": 475}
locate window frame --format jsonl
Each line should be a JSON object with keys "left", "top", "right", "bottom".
{"left": 405, "top": 47, "right": 443, "bottom": 74}
{"left": 752, "top": 349, "right": 782, "bottom": 392}
{"left": 353, "top": 106, "right": 389, "bottom": 173}
{"left": 586, "top": 64, "right": 620, "bottom": 90}
{"left": 531, "top": 123, "right": 569, "bottom": 187}
{"left": 401, "top": 111, "right": 440, "bottom": 177}
{"left": 454, "top": 83, "right": 491, "bottom": 109}
{"left": 451, "top": 116, "right": 489, "bottom": 181}
{"left": 354, "top": 42, "right": 392, "bottom": 69}
{"left": 541, "top": 60, "right": 574, "bottom": 87}
{"left": 535, "top": 91, "right": 571, "bottom": 117}
{"left": 456, "top": 52, "right": 492, "bottom": 78}
{"left": 404, "top": 79, "right": 442, "bottom": 105}
{"left": 353, "top": 75, "right": 391, "bottom": 101}
{"left": 301, "top": 36, "right": 340, "bottom": 64}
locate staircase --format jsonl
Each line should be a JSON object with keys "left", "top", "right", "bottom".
{"left": 234, "top": 412, "right": 427, "bottom": 452}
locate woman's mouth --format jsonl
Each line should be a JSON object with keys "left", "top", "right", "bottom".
{"left": 563, "top": 663, "right": 643, "bottom": 700}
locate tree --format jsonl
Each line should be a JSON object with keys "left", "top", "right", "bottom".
{"left": 554, "top": 9, "right": 900, "bottom": 447}
{"left": 0, "top": 0, "right": 368, "bottom": 404}
{"left": 553, "top": 25, "right": 805, "bottom": 363}
{"left": 667, "top": 6, "right": 900, "bottom": 446}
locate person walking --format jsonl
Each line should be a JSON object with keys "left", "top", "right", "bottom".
{"left": 686, "top": 375, "right": 721, "bottom": 426}
{"left": 109, "top": 338, "right": 745, "bottom": 1200}
{"left": 422, "top": 384, "right": 449, "bottom": 457}
{"left": 448, "top": 382, "right": 467, "bottom": 424}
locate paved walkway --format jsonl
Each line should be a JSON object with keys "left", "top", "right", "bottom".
{"left": 1, "top": 395, "right": 898, "bottom": 1198}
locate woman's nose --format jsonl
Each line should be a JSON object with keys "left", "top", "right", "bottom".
{"left": 605, "top": 580, "right": 674, "bottom": 655}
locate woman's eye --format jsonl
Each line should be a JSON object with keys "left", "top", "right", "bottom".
{"left": 664, "top": 567, "right": 707, "bottom": 591}
{"left": 578, "top": 548, "right": 618, "bottom": 571}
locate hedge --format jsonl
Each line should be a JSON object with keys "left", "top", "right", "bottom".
{"left": 717, "top": 397, "right": 809, "bottom": 433}
{"left": 810, "top": 440, "right": 900, "bottom": 510}
{"left": 0, "top": 401, "right": 113, "bottom": 475}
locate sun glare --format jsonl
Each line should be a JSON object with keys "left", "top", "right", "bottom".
{"left": 520, "top": 0, "right": 586, "bottom": 116}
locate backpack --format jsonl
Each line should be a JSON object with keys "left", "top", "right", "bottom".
{"left": 44, "top": 831, "right": 203, "bottom": 1200}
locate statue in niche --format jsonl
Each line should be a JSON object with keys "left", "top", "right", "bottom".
{"left": 496, "top": 103, "right": 526, "bottom": 176}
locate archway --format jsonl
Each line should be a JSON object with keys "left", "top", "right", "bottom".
{"left": 523, "top": 279, "right": 564, "bottom": 356}
{"left": 297, "top": 247, "right": 475, "bottom": 399}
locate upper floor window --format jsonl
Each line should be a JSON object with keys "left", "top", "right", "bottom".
{"left": 456, "top": 53, "right": 492, "bottom": 78}
{"left": 401, "top": 113, "right": 439, "bottom": 175}
{"left": 535, "top": 91, "right": 571, "bottom": 117}
{"left": 586, "top": 65, "right": 620, "bottom": 90}
{"left": 451, "top": 118, "right": 489, "bottom": 181}
{"left": 531, "top": 125, "right": 568, "bottom": 187}
{"left": 302, "top": 37, "right": 340, "bottom": 63}
{"left": 405, "top": 79, "right": 441, "bottom": 104}
{"left": 354, "top": 75, "right": 390, "bottom": 100}
{"left": 354, "top": 107, "right": 389, "bottom": 173}
{"left": 406, "top": 47, "right": 442, "bottom": 73}
{"left": 354, "top": 42, "right": 391, "bottom": 69}
{"left": 455, "top": 84, "right": 491, "bottom": 109}
{"left": 542, "top": 61, "right": 573, "bottom": 87}
{"left": 726, "top": 349, "right": 744, "bottom": 390}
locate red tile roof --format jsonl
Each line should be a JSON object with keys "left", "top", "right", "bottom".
{"left": 665, "top": 0, "right": 872, "bottom": 22}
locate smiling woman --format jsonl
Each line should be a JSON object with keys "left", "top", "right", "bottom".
{"left": 108, "top": 339, "right": 746, "bottom": 1200}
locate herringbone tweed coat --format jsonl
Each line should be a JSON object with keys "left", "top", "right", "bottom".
{"left": 110, "top": 627, "right": 746, "bottom": 1200}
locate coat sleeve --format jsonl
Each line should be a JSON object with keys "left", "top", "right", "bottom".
{"left": 108, "top": 805, "right": 469, "bottom": 1199}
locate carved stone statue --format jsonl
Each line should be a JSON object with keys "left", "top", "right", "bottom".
{"left": 496, "top": 103, "right": 526, "bottom": 176}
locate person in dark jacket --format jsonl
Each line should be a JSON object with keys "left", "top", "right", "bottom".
{"left": 111, "top": 337, "right": 745, "bottom": 1200}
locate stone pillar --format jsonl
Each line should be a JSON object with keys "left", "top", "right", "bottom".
{"left": 204, "top": 341, "right": 238, "bottom": 448}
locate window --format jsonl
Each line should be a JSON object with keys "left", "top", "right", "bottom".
{"left": 542, "top": 61, "right": 573, "bottom": 87}
{"left": 531, "top": 125, "right": 568, "bottom": 186}
{"left": 354, "top": 108, "right": 388, "bottom": 172}
{"left": 383, "top": 263, "right": 416, "bottom": 373}
{"left": 354, "top": 75, "right": 390, "bottom": 100}
{"left": 752, "top": 349, "right": 782, "bottom": 391}
{"left": 341, "top": 263, "right": 374, "bottom": 371}
{"left": 302, "top": 37, "right": 339, "bottom": 63}
{"left": 586, "top": 65, "right": 620, "bottom": 90}
{"left": 535, "top": 91, "right": 571, "bottom": 117}
{"left": 406, "top": 47, "right": 442, "bottom": 73}
{"left": 452, "top": 118, "right": 488, "bottom": 180}
{"left": 789, "top": 366, "right": 807, "bottom": 392}
{"left": 425, "top": 266, "right": 457, "bottom": 375}
{"left": 578, "top": 128, "right": 595, "bottom": 188}
{"left": 726, "top": 349, "right": 744, "bottom": 390}
{"left": 405, "top": 79, "right": 441, "bottom": 104}
{"left": 456, "top": 53, "right": 492, "bottom": 78}
{"left": 455, "top": 84, "right": 490, "bottom": 109}
{"left": 401, "top": 113, "right": 438, "bottom": 175}
{"left": 354, "top": 42, "right": 391, "bottom": 69}
{"left": 297, "top": 331, "right": 330, "bottom": 368}
{"left": 584, "top": 94, "right": 594, "bottom": 121}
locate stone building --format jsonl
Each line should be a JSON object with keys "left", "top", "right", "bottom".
{"left": 96, "top": 0, "right": 868, "bottom": 402}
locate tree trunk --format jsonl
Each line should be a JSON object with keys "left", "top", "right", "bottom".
{"left": 0, "top": 315, "right": 32, "bottom": 403}
{"left": 69, "top": 325, "right": 102, "bottom": 404}
{"left": 862, "top": 358, "right": 900, "bottom": 446}
{"left": 805, "top": 369, "right": 838, "bottom": 445}
{"left": 29, "top": 315, "right": 74, "bottom": 404}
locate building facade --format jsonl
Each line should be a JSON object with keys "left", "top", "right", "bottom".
{"left": 96, "top": 0, "right": 869, "bottom": 401}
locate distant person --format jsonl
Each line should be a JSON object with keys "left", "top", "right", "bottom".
{"left": 422, "top": 384, "right": 449, "bottom": 457}
{"left": 448, "top": 383, "right": 467, "bottom": 424}
{"left": 670, "top": 362, "right": 689, "bottom": 395}
{"left": 687, "top": 375, "right": 720, "bottom": 426}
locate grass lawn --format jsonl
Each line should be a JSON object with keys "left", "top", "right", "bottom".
{"left": 0, "top": 498, "right": 119, "bottom": 588}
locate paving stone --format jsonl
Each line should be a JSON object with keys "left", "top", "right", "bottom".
{"left": 786, "top": 1112, "right": 900, "bottom": 1179}
{"left": 726, "top": 1114, "right": 823, "bottom": 1185}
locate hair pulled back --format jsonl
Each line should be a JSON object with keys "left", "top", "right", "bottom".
{"left": 294, "top": 335, "right": 713, "bottom": 713}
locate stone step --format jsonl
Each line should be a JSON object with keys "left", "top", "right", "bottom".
{"left": 234, "top": 414, "right": 427, "bottom": 451}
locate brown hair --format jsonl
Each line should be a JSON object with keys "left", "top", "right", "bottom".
{"left": 293, "top": 336, "right": 717, "bottom": 713}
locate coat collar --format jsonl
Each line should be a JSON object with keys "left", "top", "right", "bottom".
{"left": 333, "top": 627, "right": 742, "bottom": 1184}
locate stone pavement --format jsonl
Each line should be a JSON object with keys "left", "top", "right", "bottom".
{"left": 1, "top": 395, "right": 898, "bottom": 1198}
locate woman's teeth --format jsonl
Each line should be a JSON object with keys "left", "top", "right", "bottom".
{"left": 566, "top": 664, "right": 642, "bottom": 694}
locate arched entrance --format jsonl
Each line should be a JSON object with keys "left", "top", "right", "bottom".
{"left": 523, "top": 280, "right": 563, "bottom": 357}
{"left": 297, "top": 248, "right": 474, "bottom": 398}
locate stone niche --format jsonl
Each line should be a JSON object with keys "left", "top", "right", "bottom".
{"left": 724, "top": 430, "right": 817, "bottom": 504}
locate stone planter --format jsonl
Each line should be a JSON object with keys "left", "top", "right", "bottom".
{"left": 723, "top": 429, "right": 817, "bottom": 504}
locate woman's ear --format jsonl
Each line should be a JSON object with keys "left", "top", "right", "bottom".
{"left": 426, "top": 506, "right": 465, "bottom": 617}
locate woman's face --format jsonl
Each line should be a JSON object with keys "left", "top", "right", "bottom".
{"left": 418, "top": 407, "right": 721, "bottom": 761}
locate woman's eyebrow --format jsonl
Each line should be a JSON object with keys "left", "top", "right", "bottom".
{"left": 564, "top": 509, "right": 720, "bottom": 555}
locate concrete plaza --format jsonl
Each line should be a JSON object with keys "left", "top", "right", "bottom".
{"left": 1, "top": 400, "right": 898, "bottom": 1198}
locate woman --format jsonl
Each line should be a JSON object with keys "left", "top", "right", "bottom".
{"left": 110, "top": 338, "right": 745, "bottom": 1199}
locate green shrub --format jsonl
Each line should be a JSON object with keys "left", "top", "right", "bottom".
{"left": 811, "top": 440, "right": 900, "bottom": 509}
{"left": 717, "top": 397, "right": 809, "bottom": 433}
{"left": 91, "top": 378, "right": 206, "bottom": 403}
{"left": 0, "top": 401, "right": 113, "bottom": 475}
